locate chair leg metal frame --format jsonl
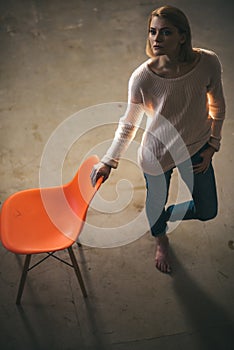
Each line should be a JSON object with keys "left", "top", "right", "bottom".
{"left": 16, "top": 254, "right": 32, "bottom": 305}
{"left": 16, "top": 245, "right": 87, "bottom": 305}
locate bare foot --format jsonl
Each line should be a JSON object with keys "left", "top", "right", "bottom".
{"left": 155, "top": 235, "right": 172, "bottom": 274}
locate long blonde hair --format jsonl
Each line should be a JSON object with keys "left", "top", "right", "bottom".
{"left": 146, "top": 5, "right": 194, "bottom": 62}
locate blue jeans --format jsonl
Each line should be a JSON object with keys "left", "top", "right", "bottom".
{"left": 144, "top": 143, "right": 218, "bottom": 237}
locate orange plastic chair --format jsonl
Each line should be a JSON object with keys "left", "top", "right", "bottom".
{"left": 0, "top": 155, "right": 102, "bottom": 304}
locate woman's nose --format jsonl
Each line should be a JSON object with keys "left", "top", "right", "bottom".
{"left": 154, "top": 31, "right": 163, "bottom": 42}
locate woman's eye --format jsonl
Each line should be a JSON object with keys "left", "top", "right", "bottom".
{"left": 149, "top": 29, "right": 156, "bottom": 35}
{"left": 161, "top": 30, "right": 171, "bottom": 36}
{"left": 149, "top": 29, "right": 172, "bottom": 36}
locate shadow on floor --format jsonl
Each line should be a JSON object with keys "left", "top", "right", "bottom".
{"left": 171, "top": 249, "right": 234, "bottom": 350}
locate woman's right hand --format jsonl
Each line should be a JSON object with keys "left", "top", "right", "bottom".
{"left": 90, "top": 162, "right": 111, "bottom": 187}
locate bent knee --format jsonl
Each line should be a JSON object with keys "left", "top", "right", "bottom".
{"left": 197, "top": 209, "right": 218, "bottom": 221}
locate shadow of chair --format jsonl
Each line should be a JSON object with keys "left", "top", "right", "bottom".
{"left": 0, "top": 155, "right": 102, "bottom": 305}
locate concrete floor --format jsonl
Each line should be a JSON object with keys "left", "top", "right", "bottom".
{"left": 0, "top": 0, "right": 234, "bottom": 349}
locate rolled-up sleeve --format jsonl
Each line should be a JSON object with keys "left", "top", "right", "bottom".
{"left": 207, "top": 54, "right": 226, "bottom": 151}
{"left": 101, "top": 72, "right": 145, "bottom": 168}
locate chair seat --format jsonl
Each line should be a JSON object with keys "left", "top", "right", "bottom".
{"left": 1, "top": 187, "right": 84, "bottom": 254}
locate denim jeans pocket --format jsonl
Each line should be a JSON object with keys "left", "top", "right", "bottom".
{"left": 191, "top": 142, "right": 209, "bottom": 165}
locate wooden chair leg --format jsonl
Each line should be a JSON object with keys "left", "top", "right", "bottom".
{"left": 16, "top": 254, "right": 32, "bottom": 305}
{"left": 67, "top": 246, "right": 87, "bottom": 298}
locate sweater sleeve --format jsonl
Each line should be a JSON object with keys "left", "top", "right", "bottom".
{"left": 207, "top": 53, "right": 226, "bottom": 151}
{"left": 101, "top": 69, "right": 145, "bottom": 168}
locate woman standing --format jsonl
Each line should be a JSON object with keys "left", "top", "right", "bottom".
{"left": 91, "top": 5, "right": 225, "bottom": 273}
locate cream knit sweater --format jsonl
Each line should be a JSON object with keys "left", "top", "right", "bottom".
{"left": 101, "top": 49, "right": 226, "bottom": 175}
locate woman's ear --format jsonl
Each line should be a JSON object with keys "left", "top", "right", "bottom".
{"left": 180, "top": 33, "right": 186, "bottom": 44}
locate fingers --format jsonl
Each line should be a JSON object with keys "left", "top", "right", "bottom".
{"left": 192, "top": 149, "right": 213, "bottom": 174}
{"left": 90, "top": 169, "right": 103, "bottom": 187}
{"left": 193, "top": 161, "right": 210, "bottom": 174}
{"left": 90, "top": 163, "right": 111, "bottom": 187}
{"left": 90, "top": 167, "right": 98, "bottom": 187}
{"left": 90, "top": 165, "right": 100, "bottom": 187}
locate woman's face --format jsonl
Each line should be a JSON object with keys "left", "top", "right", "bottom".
{"left": 149, "top": 16, "right": 185, "bottom": 58}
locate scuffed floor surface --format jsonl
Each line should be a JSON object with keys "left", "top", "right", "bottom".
{"left": 0, "top": 0, "right": 234, "bottom": 349}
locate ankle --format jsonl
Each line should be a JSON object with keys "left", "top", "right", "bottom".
{"left": 155, "top": 235, "right": 169, "bottom": 246}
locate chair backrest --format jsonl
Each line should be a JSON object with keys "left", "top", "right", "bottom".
{"left": 0, "top": 155, "right": 102, "bottom": 244}
{"left": 63, "top": 155, "right": 102, "bottom": 222}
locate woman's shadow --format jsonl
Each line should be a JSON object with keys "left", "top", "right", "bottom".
{"left": 170, "top": 248, "right": 234, "bottom": 350}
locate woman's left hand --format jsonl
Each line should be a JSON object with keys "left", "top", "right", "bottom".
{"left": 193, "top": 146, "right": 216, "bottom": 174}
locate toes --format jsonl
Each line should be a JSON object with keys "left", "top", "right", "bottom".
{"left": 166, "top": 265, "right": 172, "bottom": 274}
{"left": 155, "top": 260, "right": 172, "bottom": 274}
